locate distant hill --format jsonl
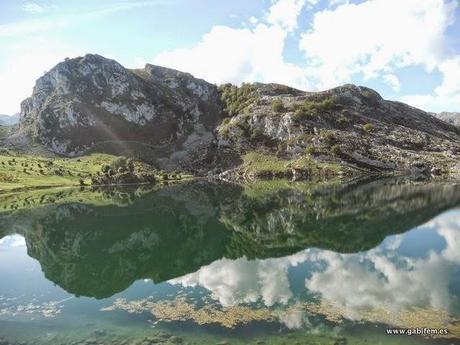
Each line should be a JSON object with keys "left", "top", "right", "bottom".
{"left": 435, "top": 112, "right": 460, "bottom": 127}
{"left": 0, "top": 113, "right": 19, "bottom": 126}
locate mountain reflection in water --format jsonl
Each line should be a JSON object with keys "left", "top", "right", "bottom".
{"left": 0, "top": 178, "right": 459, "bottom": 345}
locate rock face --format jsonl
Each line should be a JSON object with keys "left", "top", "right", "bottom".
{"left": 216, "top": 83, "right": 460, "bottom": 176}
{"left": 16, "top": 54, "right": 224, "bottom": 171}
{"left": 11, "top": 54, "right": 460, "bottom": 176}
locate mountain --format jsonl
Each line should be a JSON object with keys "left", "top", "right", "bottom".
{"left": 0, "top": 113, "right": 19, "bottom": 126}
{"left": 6, "top": 54, "right": 460, "bottom": 177}
{"left": 435, "top": 112, "right": 460, "bottom": 127}
{"left": 14, "top": 54, "right": 225, "bottom": 172}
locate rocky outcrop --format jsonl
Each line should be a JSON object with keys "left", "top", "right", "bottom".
{"left": 216, "top": 83, "right": 460, "bottom": 177}
{"left": 14, "top": 54, "right": 224, "bottom": 172}
{"left": 9, "top": 54, "right": 460, "bottom": 177}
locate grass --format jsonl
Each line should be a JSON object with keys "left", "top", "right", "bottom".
{"left": 241, "top": 151, "right": 342, "bottom": 177}
{"left": 0, "top": 152, "right": 179, "bottom": 192}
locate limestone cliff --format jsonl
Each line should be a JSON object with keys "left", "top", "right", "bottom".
{"left": 14, "top": 54, "right": 224, "bottom": 171}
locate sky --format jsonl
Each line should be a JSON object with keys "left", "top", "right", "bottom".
{"left": 0, "top": 0, "right": 459, "bottom": 115}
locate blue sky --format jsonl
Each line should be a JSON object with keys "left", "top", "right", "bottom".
{"left": 0, "top": 0, "right": 459, "bottom": 114}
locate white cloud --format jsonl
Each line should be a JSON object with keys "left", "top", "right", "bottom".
{"left": 1, "top": 1, "right": 163, "bottom": 38}
{"left": 382, "top": 74, "right": 400, "bottom": 92}
{"left": 0, "top": 38, "right": 84, "bottom": 114}
{"left": 153, "top": 23, "right": 310, "bottom": 89}
{"left": 170, "top": 252, "right": 307, "bottom": 307}
{"left": 0, "top": 235, "right": 26, "bottom": 248}
{"left": 434, "top": 56, "right": 460, "bottom": 96}
{"left": 304, "top": 211, "right": 460, "bottom": 317}
{"left": 168, "top": 209, "right": 460, "bottom": 328}
{"left": 153, "top": 0, "right": 310, "bottom": 89}
{"left": 278, "top": 307, "right": 307, "bottom": 329}
{"left": 266, "top": 0, "right": 306, "bottom": 32}
{"left": 21, "top": 2, "right": 48, "bottom": 14}
{"left": 401, "top": 56, "right": 460, "bottom": 112}
{"left": 0, "top": 18, "right": 69, "bottom": 37}
{"left": 328, "top": 0, "right": 349, "bottom": 6}
{"left": 299, "top": 0, "right": 457, "bottom": 88}
{"left": 249, "top": 16, "right": 258, "bottom": 25}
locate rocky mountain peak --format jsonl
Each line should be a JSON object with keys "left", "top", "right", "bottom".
{"left": 6, "top": 54, "right": 460, "bottom": 177}
{"left": 14, "top": 54, "right": 225, "bottom": 170}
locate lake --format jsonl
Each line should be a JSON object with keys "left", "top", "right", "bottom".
{"left": 0, "top": 178, "right": 459, "bottom": 345}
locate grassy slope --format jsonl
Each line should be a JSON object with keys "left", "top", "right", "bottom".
{"left": 0, "top": 152, "right": 123, "bottom": 191}
{"left": 240, "top": 151, "right": 342, "bottom": 177}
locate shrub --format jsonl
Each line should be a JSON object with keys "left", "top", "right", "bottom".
{"left": 362, "top": 123, "right": 375, "bottom": 133}
{"left": 321, "top": 130, "right": 336, "bottom": 144}
{"left": 336, "top": 115, "right": 350, "bottom": 127}
{"left": 303, "top": 96, "right": 341, "bottom": 113}
{"left": 306, "top": 146, "right": 316, "bottom": 155}
{"left": 221, "top": 117, "right": 231, "bottom": 126}
{"left": 250, "top": 128, "right": 265, "bottom": 141}
{"left": 272, "top": 99, "right": 285, "bottom": 113}
{"left": 293, "top": 108, "right": 312, "bottom": 121}
{"left": 127, "top": 159, "right": 135, "bottom": 172}
{"left": 219, "top": 83, "right": 258, "bottom": 116}
{"left": 331, "top": 144, "right": 341, "bottom": 156}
